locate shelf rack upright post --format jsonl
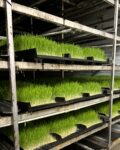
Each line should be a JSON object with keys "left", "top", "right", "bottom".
{"left": 5, "top": 0, "right": 19, "bottom": 149}
{"left": 109, "top": 0, "right": 119, "bottom": 149}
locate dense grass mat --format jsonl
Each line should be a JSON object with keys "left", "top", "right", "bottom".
{"left": 96, "top": 100, "right": 120, "bottom": 118}
{"left": 0, "top": 35, "right": 106, "bottom": 61}
{"left": 2, "top": 108, "right": 99, "bottom": 150}
{"left": 0, "top": 76, "right": 120, "bottom": 106}
{"left": 2, "top": 99, "right": 120, "bottom": 150}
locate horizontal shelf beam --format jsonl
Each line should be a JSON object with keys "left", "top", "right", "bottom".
{"left": 0, "top": 0, "right": 120, "bottom": 41}
{"left": 0, "top": 94, "right": 119, "bottom": 128}
{"left": 0, "top": 61, "right": 120, "bottom": 71}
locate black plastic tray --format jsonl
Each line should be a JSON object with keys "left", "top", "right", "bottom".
{"left": 36, "top": 122, "right": 105, "bottom": 150}
{"left": 29, "top": 89, "right": 120, "bottom": 113}
{"left": 37, "top": 115, "right": 120, "bottom": 150}
{"left": 0, "top": 100, "right": 31, "bottom": 116}
{"left": 0, "top": 132, "right": 23, "bottom": 150}
{"left": 30, "top": 93, "right": 104, "bottom": 112}
{"left": 0, "top": 48, "right": 110, "bottom": 65}
{"left": 1, "top": 89, "right": 120, "bottom": 115}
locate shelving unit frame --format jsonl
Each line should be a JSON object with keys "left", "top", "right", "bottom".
{"left": 0, "top": 0, "right": 120, "bottom": 149}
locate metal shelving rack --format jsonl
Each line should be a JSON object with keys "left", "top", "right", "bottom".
{"left": 0, "top": 0, "right": 120, "bottom": 149}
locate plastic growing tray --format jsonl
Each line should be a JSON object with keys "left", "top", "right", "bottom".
{"left": 29, "top": 93, "right": 104, "bottom": 112}
{"left": 0, "top": 132, "right": 23, "bottom": 150}
{"left": 37, "top": 122, "right": 105, "bottom": 150}
{"left": 29, "top": 89, "right": 120, "bottom": 113}
{"left": 1, "top": 89, "right": 120, "bottom": 115}
{"left": 0, "top": 100, "right": 31, "bottom": 115}
{"left": 0, "top": 48, "right": 110, "bottom": 65}
{"left": 37, "top": 115, "right": 120, "bottom": 150}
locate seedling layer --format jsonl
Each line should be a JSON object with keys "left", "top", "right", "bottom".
{"left": 18, "top": 99, "right": 120, "bottom": 150}
{"left": 2, "top": 108, "right": 99, "bottom": 150}
{"left": 0, "top": 35, "right": 106, "bottom": 60}
{"left": 2, "top": 98, "right": 120, "bottom": 150}
{"left": 0, "top": 76, "right": 120, "bottom": 106}
{"left": 96, "top": 100, "right": 120, "bottom": 117}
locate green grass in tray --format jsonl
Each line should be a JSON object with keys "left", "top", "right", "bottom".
{"left": 0, "top": 76, "right": 120, "bottom": 106}
{"left": 2, "top": 94, "right": 120, "bottom": 150}
{"left": 81, "top": 82, "right": 101, "bottom": 95}
{"left": 0, "top": 81, "right": 53, "bottom": 106}
{"left": 73, "top": 75, "right": 120, "bottom": 90}
{"left": 2, "top": 108, "right": 99, "bottom": 150}
{"left": 52, "top": 81, "right": 82, "bottom": 100}
{"left": 60, "top": 43, "right": 84, "bottom": 58}
{"left": 3, "top": 98, "right": 120, "bottom": 150}
{"left": 52, "top": 81, "right": 101, "bottom": 100}
{"left": 14, "top": 35, "right": 61, "bottom": 56}
{"left": 96, "top": 100, "right": 120, "bottom": 117}
{"left": 82, "top": 47, "right": 106, "bottom": 61}
{"left": 0, "top": 34, "right": 106, "bottom": 60}
{"left": 14, "top": 34, "right": 84, "bottom": 57}
{"left": 17, "top": 81, "right": 53, "bottom": 106}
